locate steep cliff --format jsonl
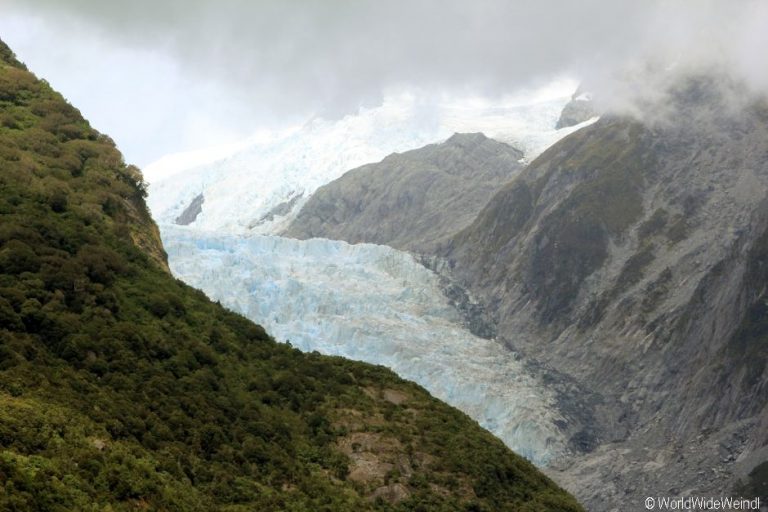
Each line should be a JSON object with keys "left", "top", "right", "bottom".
{"left": 284, "top": 133, "right": 524, "bottom": 253}
{"left": 0, "top": 38, "right": 583, "bottom": 511}
{"left": 442, "top": 76, "right": 768, "bottom": 508}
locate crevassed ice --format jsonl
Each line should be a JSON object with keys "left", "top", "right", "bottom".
{"left": 163, "top": 226, "right": 567, "bottom": 465}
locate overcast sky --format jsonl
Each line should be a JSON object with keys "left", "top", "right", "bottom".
{"left": 1, "top": 1, "right": 766, "bottom": 166}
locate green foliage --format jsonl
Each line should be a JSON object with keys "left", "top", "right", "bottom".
{"left": 0, "top": 42, "right": 583, "bottom": 510}
{"left": 0, "top": 40, "right": 25, "bottom": 69}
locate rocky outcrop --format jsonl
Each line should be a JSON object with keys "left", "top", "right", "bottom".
{"left": 284, "top": 133, "right": 524, "bottom": 253}
{"left": 174, "top": 193, "right": 204, "bottom": 225}
{"left": 441, "top": 76, "right": 768, "bottom": 509}
{"left": 248, "top": 192, "right": 303, "bottom": 229}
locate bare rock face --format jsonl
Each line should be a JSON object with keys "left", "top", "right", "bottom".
{"left": 175, "top": 193, "right": 204, "bottom": 225}
{"left": 284, "top": 133, "right": 524, "bottom": 254}
{"left": 441, "top": 76, "right": 768, "bottom": 510}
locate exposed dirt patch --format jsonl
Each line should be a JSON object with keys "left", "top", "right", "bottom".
{"left": 338, "top": 432, "right": 403, "bottom": 485}
{"left": 383, "top": 389, "right": 409, "bottom": 405}
{"left": 370, "top": 483, "right": 411, "bottom": 503}
{"left": 331, "top": 387, "right": 481, "bottom": 504}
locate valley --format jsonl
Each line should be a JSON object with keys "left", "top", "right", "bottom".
{"left": 164, "top": 227, "right": 567, "bottom": 466}
{"left": 6, "top": 3, "right": 768, "bottom": 510}
{"left": 0, "top": 38, "right": 584, "bottom": 511}
{"left": 146, "top": 76, "right": 768, "bottom": 510}
{"left": 146, "top": 90, "right": 597, "bottom": 458}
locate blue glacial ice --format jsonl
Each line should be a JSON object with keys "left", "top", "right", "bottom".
{"left": 163, "top": 227, "right": 567, "bottom": 465}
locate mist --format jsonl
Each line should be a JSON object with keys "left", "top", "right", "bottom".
{"left": 1, "top": 0, "right": 766, "bottom": 164}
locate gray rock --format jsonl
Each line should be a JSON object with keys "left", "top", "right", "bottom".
{"left": 441, "top": 75, "right": 768, "bottom": 510}
{"left": 555, "top": 98, "right": 597, "bottom": 129}
{"left": 283, "top": 75, "right": 768, "bottom": 510}
{"left": 284, "top": 133, "right": 524, "bottom": 254}
{"left": 555, "top": 86, "right": 597, "bottom": 129}
{"left": 248, "top": 192, "right": 304, "bottom": 228}
{"left": 175, "top": 193, "right": 204, "bottom": 225}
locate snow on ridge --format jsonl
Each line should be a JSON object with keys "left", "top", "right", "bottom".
{"left": 146, "top": 97, "right": 452, "bottom": 234}
{"left": 145, "top": 83, "right": 592, "bottom": 237}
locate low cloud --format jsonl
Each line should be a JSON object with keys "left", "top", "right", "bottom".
{"left": 2, "top": 1, "right": 767, "bottom": 162}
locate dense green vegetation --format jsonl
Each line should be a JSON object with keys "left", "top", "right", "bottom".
{"left": 0, "top": 39, "right": 583, "bottom": 511}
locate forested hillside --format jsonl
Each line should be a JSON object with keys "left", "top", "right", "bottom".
{"left": 0, "top": 39, "right": 583, "bottom": 511}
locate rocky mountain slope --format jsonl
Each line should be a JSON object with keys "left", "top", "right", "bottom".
{"left": 0, "top": 38, "right": 583, "bottom": 511}
{"left": 439, "top": 76, "right": 768, "bottom": 509}
{"left": 284, "top": 133, "right": 524, "bottom": 253}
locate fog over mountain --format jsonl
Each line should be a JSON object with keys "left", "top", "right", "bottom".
{"left": 2, "top": 1, "right": 767, "bottom": 165}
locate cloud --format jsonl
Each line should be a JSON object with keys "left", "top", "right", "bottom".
{"left": 1, "top": 1, "right": 651, "bottom": 112}
{"left": 2, "top": 0, "right": 766, "bottom": 162}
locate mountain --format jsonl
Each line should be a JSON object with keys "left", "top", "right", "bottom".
{"left": 145, "top": 102, "right": 452, "bottom": 235}
{"left": 143, "top": 88, "right": 593, "bottom": 238}
{"left": 284, "top": 133, "right": 525, "bottom": 253}
{"left": 439, "top": 76, "right": 768, "bottom": 508}
{"left": 0, "top": 38, "right": 583, "bottom": 511}
{"left": 149, "top": 93, "right": 604, "bottom": 482}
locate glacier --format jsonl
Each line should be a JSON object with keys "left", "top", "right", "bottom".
{"left": 147, "top": 83, "right": 599, "bottom": 467}
{"left": 163, "top": 226, "right": 567, "bottom": 465}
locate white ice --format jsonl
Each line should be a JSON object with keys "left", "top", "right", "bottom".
{"left": 144, "top": 87, "right": 595, "bottom": 236}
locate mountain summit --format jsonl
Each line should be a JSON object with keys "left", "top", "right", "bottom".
{"left": 285, "top": 132, "right": 525, "bottom": 253}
